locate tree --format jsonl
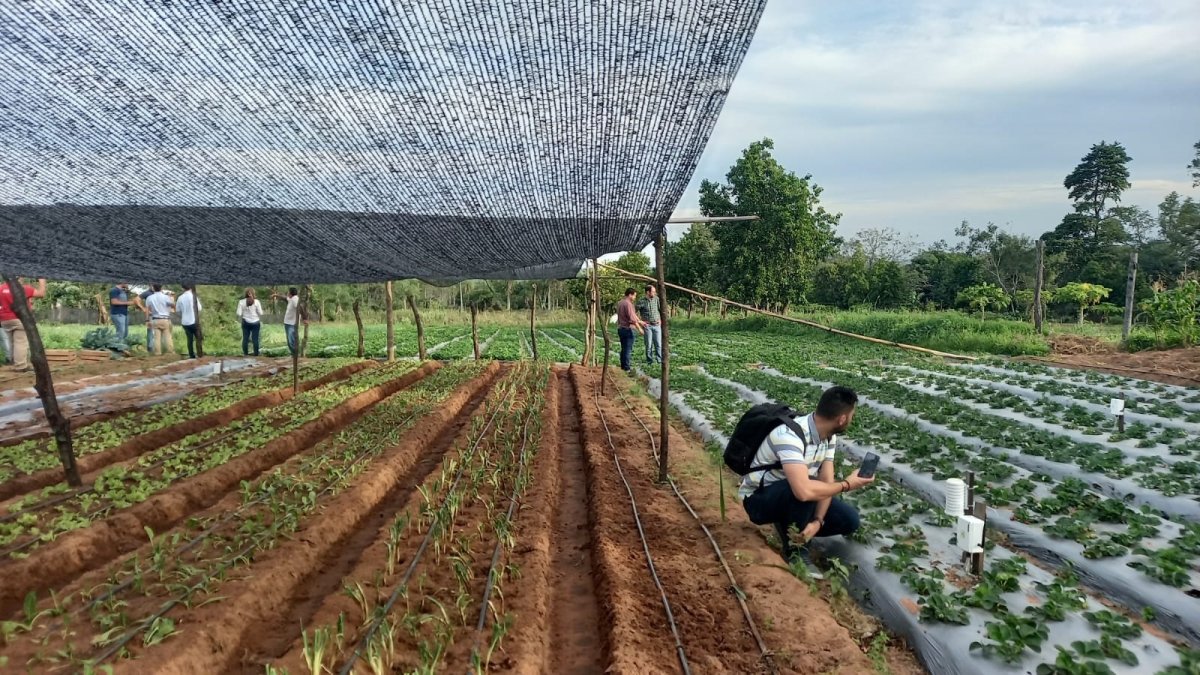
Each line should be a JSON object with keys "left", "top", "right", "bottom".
{"left": 567, "top": 250, "right": 654, "bottom": 313}
{"left": 1064, "top": 141, "right": 1132, "bottom": 220}
{"left": 954, "top": 222, "right": 1039, "bottom": 303}
{"left": 1043, "top": 213, "right": 1127, "bottom": 282}
{"left": 847, "top": 227, "right": 916, "bottom": 269}
{"left": 810, "top": 247, "right": 870, "bottom": 309}
{"left": 956, "top": 283, "right": 1008, "bottom": 320}
{"left": 1160, "top": 192, "right": 1200, "bottom": 270}
{"left": 664, "top": 222, "right": 719, "bottom": 293}
{"left": 1110, "top": 205, "right": 1157, "bottom": 249}
{"left": 1190, "top": 140, "right": 1200, "bottom": 188}
{"left": 1054, "top": 282, "right": 1110, "bottom": 325}
{"left": 701, "top": 138, "right": 840, "bottom": 310}
{"left": 910, "top": 248, "right": 983, "bottom": 308}
{"left": 866, "top": 259, "right": 916, "bottom": 309}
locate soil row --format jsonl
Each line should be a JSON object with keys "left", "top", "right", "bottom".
{"left": 120, "top": 363, "right": 504, "bottom": 674}
{"left": 0, "top": 360, "right": 373, "bottom": 503}
{"left": 0, "top": 362, "right": 438, "bottom": 617}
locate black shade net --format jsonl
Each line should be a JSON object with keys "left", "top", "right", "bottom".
{"left": 0, "top": 0, "right": 766, "bottom": 284}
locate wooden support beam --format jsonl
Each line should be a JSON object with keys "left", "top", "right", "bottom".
{"left": 353, "top": 299, "right": 365, "bottom": 358}
{"left": 598, "top": 262, "right": 977, "bottom": 362}
{"left": 408, "top": 295, "right": 426, "bottom": 360}
{"left": 385, "top": 281, "right": 395, "bottom": 362}
{"left": 2, "top": 275, "right": 81, "bottom": 487}
{"left": 529, "top": 284, "right": 539, "bottom": 361}
{"left": 600, "top": 296, "right": 612, "bottom": 395}
{"left": 655, "top": 235, "right": 671, "bottom": 483}
{"left": 971, "top": 498, "right": 988, "bottom": 576}
{"left": 1122, "top": 251, "right": 1138, "bottom": 344}
{"left": 471, "top": 304, "right": 481, "bottom": 361}
{"left": 301, "top": 285, "right": 313, "bottom": 358}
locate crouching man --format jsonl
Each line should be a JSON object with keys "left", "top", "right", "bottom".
{"left": 738, "top": 386, "right": 874, "bottom": 578}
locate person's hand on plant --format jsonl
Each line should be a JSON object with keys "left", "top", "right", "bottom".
{"left": 801, "top": 520, "right": 821, "bottom": 541}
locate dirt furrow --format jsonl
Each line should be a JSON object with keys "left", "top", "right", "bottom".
{"left": 123, "top": 363, "right": 501, "bottom": 675}
{"left": 240, "top": 368, "right": 504, "bottom": 671}
{"left": 0, "top": 362, "right": 435, "bottom": 617}
{"left": 568, "top": 366, "right": 682, "bottom": 674}
{"left": 0, "top": 360, "right": 374, "bottom": 503}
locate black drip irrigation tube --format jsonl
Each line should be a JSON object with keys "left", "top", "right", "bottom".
{"left": 337, "top": 379, "right": 519, "bottom": 675}
{"left": 590, "top": 381, "right": 692, "bottom": 675}
{"left": 612, "top": 385, "right": 778, "bottom": 674}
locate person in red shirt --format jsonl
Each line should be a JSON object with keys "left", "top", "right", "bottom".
{"left": 615, "top": 288, "right": 645, "bottom": 372}
{"left": 0, "top": 278, "right": 47, "bottom": 371}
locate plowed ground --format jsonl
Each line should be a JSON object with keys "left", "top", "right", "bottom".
{"left": 0, "top": 363, "right": 905, "bottom": 674}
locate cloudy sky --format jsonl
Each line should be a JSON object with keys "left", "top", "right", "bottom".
{"left": 668, "top": 0, "right": 1200, "bottom": 246}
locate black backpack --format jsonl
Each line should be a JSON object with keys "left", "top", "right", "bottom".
{"left": 723, "top": 403, "right": 808, "bottom": 475}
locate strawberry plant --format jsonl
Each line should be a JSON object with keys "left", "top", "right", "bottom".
{"left": 971, "top": 613, "right": 1050, "bottom": 663}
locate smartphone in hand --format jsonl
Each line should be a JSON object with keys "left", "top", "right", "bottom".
{"left": 857, "top": 452, "right": 879, "bottom": 479}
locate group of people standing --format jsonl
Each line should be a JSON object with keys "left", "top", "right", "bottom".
{"left": 108, "top": 285, "right": 304, "bottom": 358}
{"left": 614, "top": 284, "right": 663, "bottom": 372}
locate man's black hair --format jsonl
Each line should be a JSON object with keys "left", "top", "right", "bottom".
{"left": 182, "top": 284, "right": 193, "bottom": 291}
{"left": 152, "top": 284, "right": 162, "bottom": 292}
{"left": 645, "top": 284, "right": 654, "bottom": 293}
{"left": 815, "top": 386, "right": 858, "bottom": 418}
{"left": 288, "top": 287, "right": 298, "bottom": 296}
{"left": 624, "top": 287, "right": 636, "bottom": 296}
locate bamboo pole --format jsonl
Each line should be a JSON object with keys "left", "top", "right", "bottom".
{"left": 385, "top": 281, "right": 395, "bottom": 362}
{"left": 600, "top": 296, "right": 612, "bottom": 395}
{"left": 2, "top": 275, "right": 81, "bottom": 486}
{"left": 408, "top": 295, "right": 426, "bottom": 360}
{"left": 301, "top": 285, "right": 312, "bottom": 358}
{"left": 598, "top": 263, "right": 977, "bottom": 361}
{"left": 353, "top": 299, "right": 365, "bottom": 358}
{"left": 1122, "top": 251, "right": 1138, "bottom": 344}
{"left": 529, "top": 284, "right": 539, "bottom": 361}
{"left": 471, "top": 304, "right": 481, "bottom": 360}
{"left": 655, "top": 236, "right": 671, "bottom": 483}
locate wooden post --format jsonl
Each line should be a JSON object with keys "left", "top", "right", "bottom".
{"left": 600, "top": 298, "right": 612, "bottom": 395}
{"left": 408, "top": 295, "right": 426, "bottom": 360}
{"left": 965, "top": 470, "right": 975, "bottom": 516}
{"left": 471, "top": 304, "right": 480, "bottom": 360}
{"left": 301, "top": 285, "right": 312, "bottom": 358}
{"left": 1122, "top": 251, "right": 1138, "bottom": 343}
{"left": 655, "top": 235, "right": 671, "bottom": 483}
{"left": 529, "top": 284, "right": 538, "bottom": 361}
{"left": 94, "top": 293, "right": 109, "bottom": 326}
{"left": 385, "top": 281, "right": 395, "bottom": 362}
{"left": 1033, "top": 240, "right": 1045, "bottom": 334}
{"left": 353, "top": 299, "right": 365, "bottom": 358}
{"left": 971, "top": 498, "right": 987, "bottom": 575}
{"left": 3, "top": 276, "right": 81, "bottom": 487}
{"left": 293, "top": 286, "right": 308, "bottom": 394}
{"left": 191, "top": 286, "right": 204, "bottom": 358}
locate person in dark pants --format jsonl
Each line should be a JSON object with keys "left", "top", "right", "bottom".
{"left": 615, "top": 288, "right": 644, "bottom": 372}
{"left": 236, "top": 287, "right": 264, "bottom": 356}
{"left": 177, "top": 284, "right": 202, "bottom": 359}
{"left": 740, "top": 386, "right": 874, "bottom": 579}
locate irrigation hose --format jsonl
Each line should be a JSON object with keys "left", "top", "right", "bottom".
{"left": 591, "top": 379, "right": 692, "bottom": 675}
{"left": 338, "top": 372, "right": 519, "bottom": 675}
{"left": 614, "top": 384, "right": 778, "bottom": 674}
{"left": 466, "top": 410, "right": 536, "bottom": 672}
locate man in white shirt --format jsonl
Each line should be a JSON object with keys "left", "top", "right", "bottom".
{"left": 740, "top": 386, "right": 873, "bottom": 578}
{"left": 272, "top": 287, "right": 304, "bottom": 355}
{"left": 177, "top": 285, "right": 202, "bottom": 359}
{"left": 144, "top": 285, "right": 175, "bottom": 356}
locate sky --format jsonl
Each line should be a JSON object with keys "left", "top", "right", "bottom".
{"left": 664, "top": 0, "right": 1200, "bottom": 247}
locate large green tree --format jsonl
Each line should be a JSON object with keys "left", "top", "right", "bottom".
{"left": 1159, "top": 192, "right": 1200, "bottom": 270}
{"left": 699, "top": 138, "right": 840, "bottom": 310}
{"left": 664, "top": 222, "right": 719, "bottom": 293}
{"left": 954, "top": 221, "right": 1039, "bottom": 304}
{"left": 909, "top": 248, "right": 983, "bottom": 308}
{"left": 1064, "top": 141, "right": 1132, "bottom": 220}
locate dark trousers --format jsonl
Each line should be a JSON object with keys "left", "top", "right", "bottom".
{"left": 183, "top": 324, "right": 198, "bottom": 358}
{"left": 743, "top": 479, "right": 860, "bottom": 539}
{"left": 617, "top": 327, "right": 635, "bottom": 371}
{"left": 241, "top": 320, "right": 261, "bottom": 356}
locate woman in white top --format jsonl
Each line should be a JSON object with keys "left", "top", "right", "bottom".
{"left": 236, "top": 288, "right": 265, "bottom": 356}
